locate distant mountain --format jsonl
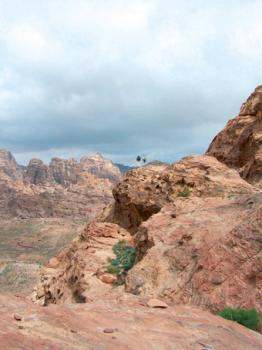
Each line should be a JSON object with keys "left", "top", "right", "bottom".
{"left": 115, "top": 163, "right": 135, "bottom": 174}
{"left": 0, "top": 150, "right": 121, "bottom": 219}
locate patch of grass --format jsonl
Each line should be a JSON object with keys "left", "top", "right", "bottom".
{"left": 218, "top": 307, "right": 260, "bottom": 331}
{"left": 177, "top": 186, "right": 191, "bottom": 198}
{"left": 107, "top": 240, "right": 136, "bottom": 284}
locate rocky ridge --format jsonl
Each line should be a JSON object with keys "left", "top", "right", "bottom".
{"left": 34, "top": 88, "right": 262, "bottom": 327}
{"left": 0, "top": 151, "right": 121, "bottom": 219}
{"left": 4, "top": 86, "right": 262, "bottom": 348}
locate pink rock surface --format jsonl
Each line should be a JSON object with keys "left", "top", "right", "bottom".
{"left": 1, "top": 294, "right": 262, "bottom": 350}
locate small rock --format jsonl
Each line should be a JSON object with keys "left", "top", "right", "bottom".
{"left": 47, "top": 257, "right": 60, "bottom": 269}
{"left": 147, "top": 299, "right": 168, "bottom": 308}
{"left": 70, "top": 329, "right": 77, "bottom": 333}
{"left": 103, "top": 328, "right": 115, "bottom": 334}
{"left": 100, "top": 273, "right": 117, "bottom": 284}
{"left": 14, "top": 314, "right": 22, "bottom": 321}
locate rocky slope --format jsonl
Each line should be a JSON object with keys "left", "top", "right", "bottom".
{"left": 206, "top": 85, "right": 262, "bottom": 187}
{"left": 34, "top": 154, "right": 261, "bottom": 318}
{"left": 2, "top": 293, "right": 262, "bottom": 350}
{"left": 4, "top": 87, "right": 262, "bottom": 348}
{"left": 0, "top": 150, "right": 121, "bottom": 219}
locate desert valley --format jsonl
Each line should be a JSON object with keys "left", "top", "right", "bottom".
{"left": 0, "top": 87, "right": 261, "bottom": 349}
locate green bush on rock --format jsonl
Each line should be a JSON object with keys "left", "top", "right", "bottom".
{"left": 107, "top": 240, "right": 136, "bottom": 284}
{"left": 177, "top": 186, "right": 191, "bottom": 198}
{"left": 218, "top": 308, "right": 260, "bottom": 331}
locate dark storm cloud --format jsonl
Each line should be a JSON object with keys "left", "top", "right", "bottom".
{"left": 0, "top": 0, "right": 262, "bottom": 164}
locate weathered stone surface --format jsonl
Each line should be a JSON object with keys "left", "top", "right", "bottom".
{"left": 33, "top": 222, "right": 133, "bottom": 305}
{"left": 207, "top": 86, "right": 262, "bottom": 188}
{"left": 125, "top": 193, "right": 262, "bottom": 314}
{"left": 80, "top": 153, "right": 121, "bottom": 183}
{"left": 1, "top": 294, "right": 262, "bottom": 350}
{"left": 49, "top": 157, "right": 80, "bottom": 186}
{"left": 101, "top": 155, "right": 254, "bottom": 232}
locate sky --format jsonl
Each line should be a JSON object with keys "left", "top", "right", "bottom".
{"left": 0, "top": 0, "right": 262, "bottom": 165}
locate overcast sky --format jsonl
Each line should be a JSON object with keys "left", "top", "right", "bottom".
{"left": 0, "top": 0, "right": 262, "bottom": 165}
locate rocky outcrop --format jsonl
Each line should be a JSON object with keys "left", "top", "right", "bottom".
{"left": 2, "top": 294, "right": 262, "bottom": 350}
{"left": 126, "top": 193, "right": 262, "bottom": 314}
{"left": 0, "top": 149, "right": 23, "bottom": 180}
{"left": 0, "top": 150, "right": 121, "bottom": 219}
{"left": 80, "top": 153, "right": 121, "bottom": 182}
{"left": 206, "top": 86, "right": 262, "bottom": 187}
{"left": 36, "top": 154, "right": 261, "bottom": 316}
{"left": 49, "top": 157, "right": 79, "bottom": 186}
{"left": 100, "top": 155, "right": 254, "bottom": 232}
{"left": 24, "top": 159, "right": 52, "bottom": 185}
{"left": 34, "top": 222, "right": 133, "bottom": 305}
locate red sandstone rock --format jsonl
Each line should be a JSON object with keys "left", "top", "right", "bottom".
{"left": 100, "top": 273, "right": 117, "bottom": 284}
{"left": 206, "top": 86, "right": 262, "bottom": 188}
{"left": 47, "top": 257, "right": 60, "bottom": 269}
{"left": 147, "top": 298, "right": 168, "bottom": 308}
{"left": 0, "top": 150, "right": 120, "bottom": 219}
{"left": 34, "top": 222, "right": 133, "bottom": 305}
{"left": 1, "top": 294, "right": 262, "bottom": 350}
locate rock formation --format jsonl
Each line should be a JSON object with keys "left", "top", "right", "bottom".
{"left": 0, "top": 151, "right": 121, "bottom": 219}
{"left": 0, "top": 149, "right": 22, "bottom": 180}
{"left": 4, "top": 87, "right": 262, "bottom": 348}
{"left": 35, "top": 154, "right": 261, "bottom": 316}
{"left": 80, "top": 153, "right": 121, "bottom": 182}
{"left": 24, "top": 159, "right": 53, "bottom": 185}
{"left": 206, "top": 85, "right": 262, "bottom": 187}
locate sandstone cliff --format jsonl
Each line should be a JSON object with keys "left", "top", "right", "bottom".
{"left": 0, "top": 151, "right": 121, "bottom": 219}
{"left": 206, "top": 85, "right": 262, "bottom": 187}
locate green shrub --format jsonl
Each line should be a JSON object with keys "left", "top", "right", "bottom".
{"left": 218, "top": 308, "right": 260, "bottom": 331}
{"left": 177, "top": 186, "right": 191, "bottom": 198}
{"left": 107, "top": 240, "right": 136, "bottom": 284}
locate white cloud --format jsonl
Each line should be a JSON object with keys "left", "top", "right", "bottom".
{"left": 0, "top": 0, "right": 261, "bottom": 164}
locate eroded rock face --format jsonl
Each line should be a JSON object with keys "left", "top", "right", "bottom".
{"left": 24, "top": 159, "right": 52, "bottom": 185}
{"left": 0, "top": 149, "right": 22, "bottom": 180}
{"left": 101, "top": 155, "right": 254, "bottom": 232}
{"left": 34, "top": 222, "right": 133, "bottom": 305}
{"left": 49, "top": 157, "right": 79, "bottom": 186}
{"left": 125, "top": 194, "right": 262, "bottom": 314}
{"left": 80, "top": 153, "right": 121, "bottom": 183}
{"left": 206, "top": 86, "right": 262, "bottom": 187}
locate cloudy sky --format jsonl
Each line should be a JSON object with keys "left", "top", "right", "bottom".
{"left": 0, "top": 0, "right": 262, "bottom": 165}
